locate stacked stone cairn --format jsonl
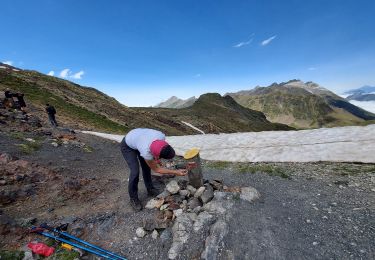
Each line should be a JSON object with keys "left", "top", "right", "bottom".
{"left": 136, "top": 178, "right": 260, "bottom": 259}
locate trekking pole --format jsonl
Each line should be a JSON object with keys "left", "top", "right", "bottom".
{"left": 39, "top": 223, "right": 126, "bottom": 260}
{"left": 31, "top": 228, "right": 120, "bottom": 260}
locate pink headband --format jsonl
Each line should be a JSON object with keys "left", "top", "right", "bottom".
{"left": 150, "top": 140, "right": 169, "bottom": 159}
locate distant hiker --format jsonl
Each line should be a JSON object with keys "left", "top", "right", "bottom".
{"left": 15, "top": 93, "right": 26, "bottom": 112}
{"left": 120, "top": 128, "right": 187, "bottom": 211}
{"left": 45, "top": 104, "right": 58, "bottom": 127}
{"left": 3, "top": 88, "right": 15, "bottom": 109}
{"left": 4, "top": 88, "right": 13, "bottom": 98}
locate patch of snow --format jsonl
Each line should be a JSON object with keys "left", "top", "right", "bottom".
{"left": 339, "top": 94, "right": 350, "bottom": 98}
{"left": 0, "top": 66, "right": 6, "bottom": 69}
{"left": 12, "top": 69, "right": 20, "bottom": 72}
{"left": 181, "top": 121, "right": 205, "bottom": 134}
{"left": 349, "top": 100, "right": 375, "bottom": 113}
{"left": 82, "top": 124, "right": 375, "bottom": 163}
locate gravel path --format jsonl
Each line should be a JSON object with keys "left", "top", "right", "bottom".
{"left": 1, "top": 128, "right": 374, "bottom": 259}
{"left": 203, "top": 162, "right": 375, "bottom": 260}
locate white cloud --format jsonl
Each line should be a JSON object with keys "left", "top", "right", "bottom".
{"left": 194, "top": 74, "right": 201, "bottom": 78}
{"left": 233, "top": 39, "right": 253, "bottom": 48}
{"left": 349, "top": 100, "right": 375, "bottom": 113}
{"left": 233, "top": 34, "right": 254, "bottom": 48}
{"left": 58, "top": 68, "right": 85, "bottom": 79}
{"left": 47, "top": 71, "right": 55, "bottom": 76}
{"left": 2, "top": 61, "right": 13, "bottom": 65}
{"left": 308, "top": 67, "right": 317, "bottom": 71}
{"left": 261, "top": 35, "right": 277, "bottom": 46}
{"left": 60, "top": 68, "right": 71, "bottom": 78}
{"left": 72, "top": 70, "right": 84, "bottom": 79}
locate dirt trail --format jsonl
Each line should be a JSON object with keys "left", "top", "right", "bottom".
{"left": 1, "top": 119, "right": 374, "bottom": 259}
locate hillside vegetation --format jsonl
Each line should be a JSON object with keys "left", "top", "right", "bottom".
{"left": 0, "top": 64, "right": 290, "bottom": 135}
{"left": 228, "top": 80, "right": 375, "bottom": 129}
{"left": 136, "top": 93, "right": 293, "bottom": 133}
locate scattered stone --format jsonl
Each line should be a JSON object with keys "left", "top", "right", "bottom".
{"left": 209, "top": 179, "right": 224, "bottom": 191}
{"left": 160, "top": 204, "right": 170, "bottom": 211}
{"left": 152, "top": 229, "right": 159, "bottom": 239}
{"left": 0, "top": 153, "right": 12, "bottom": 164}
{"left": 157, "top": 190, "right": 170, "bottom": 199}
{"left": 223, "top": 186, "right": 241, "bottom": 193}
{"left": 173, "top": 209, "right": 183, "bottom": 217}
{"left": 143, "top": 215, "right": 170, "bottom": 231}
{"left": 164, "top": 210, "right": 174, "bottom": 220}
{"left": 203, "top": 199, "right": 233, "bottom": 215}
{"left": 186, "top": 212, "right": 198, "bottom": 222}
{"left": 306, "top": 219, "right": 312, "bottom": 224}
{"left": 179, "top": 190, "right": 189, "bottom": 197}
{"left": 193, "top": 212, "right": 215, "bottom": 232}
{"left": 201, "top": 185, "right": 214, "bottom": 204}
{"left": 16, "top": 217, "right": 37, "bottom": 227}
{"left": 240, "top": 187, "right": 260, "bottom": 202}
{"left": 145, "top": 198, "right": 165, "bottom": 209}
{"left": 187, "top": 198, "right": 202, "bottom": 210}
{"left": 22, "top": 251, "right": 34, "bottom": 260}
{"left": 194, "top": 186, "right": 206, "bottom": 198}
{"left": 330, "top": 202, "right": 338, "bottom": 207}
{"left": 312, "top": 242, "right": 318, "bottom": 246}
{"left": 177, "top": 179, "right": 189, "bottom": 190}
{"left": 136, "top": 227, "right": 147, "bottom": 238}
{"left": 168, "top": 202, "right": 180, "bottom": 210}
{"left": 193, "top": 206, "right": 202, "bottom": 214}
{"left": 70, "top": 222, "right": 85, "bottom": 237}
{"left": 166, "top": 180, "right": 180, "bottom": 194}
{"left": 186, "top": 185, "right": 197, "bottom": 195}
{"left": 0, "top": 180, "right": 6, "bottom": 185}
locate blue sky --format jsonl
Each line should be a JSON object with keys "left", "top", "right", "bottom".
{"left": 1, "top": 0, "right": 375, "bottom": 106}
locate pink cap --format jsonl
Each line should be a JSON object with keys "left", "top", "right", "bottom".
{"left": 150, "top": 140, "right": 169, "bottom": 159}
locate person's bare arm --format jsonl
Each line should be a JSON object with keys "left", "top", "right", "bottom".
{"left": 146, "top": 160, "right": 187, "bottom": 176}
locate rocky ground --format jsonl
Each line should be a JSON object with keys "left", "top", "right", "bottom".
{"left": 1, "top": 108, "right": 374, "bottom": 260}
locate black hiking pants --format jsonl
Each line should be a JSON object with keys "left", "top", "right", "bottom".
{"left": 120, "top": 138, "right": 153, "bottom": 199}
{"left": 48, "top": 114, "right": 58, "bottom": 127}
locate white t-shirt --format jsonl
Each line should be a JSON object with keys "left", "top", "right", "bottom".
{"left": 125, "top": 128, "right": 165, "bottom": 160}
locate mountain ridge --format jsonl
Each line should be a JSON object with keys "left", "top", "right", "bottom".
{"left": 227, "top": 80, "right": 375, "bottom": 128}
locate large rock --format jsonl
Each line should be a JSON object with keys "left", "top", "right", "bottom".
{"left": 201, "top": 220, "right": 229, "bottom": 259}
{"left": 166, "top": 180, "right": 180, "bottom": 194}
{"left": 240, "top": 187, "right": 260, "bottom": 202}
{"left": 194, "top": 212, "right": 215, "bottom": 232}
{"left": 157, "top": 190, "right": 170, "bottom": 199}
{"left": 187, "top": 198, "right": 202, "bottom": 210}
{"left": 186, "top": 185, "right": 197, "bottom": 195}
{"left": 145, "top": 198, "right": 165, "bottom": 209}
{"left": 168, "top": 213, "right": 194, "bottom": 259}
{"left": 201, "top": 185, "right": 214, "bottom": 204}
{"left": 194, "top": 186, "right": 206, "bottom": 198}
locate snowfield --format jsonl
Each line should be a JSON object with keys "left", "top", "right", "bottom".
{"left": 82, "top": 124, "right": 375, "bottom": 163}
{"left": 348, "top": 100, "right": 375, "bottom": 113}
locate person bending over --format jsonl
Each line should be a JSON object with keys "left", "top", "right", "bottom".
{"left": 120, "top": 128, "right": 187, "bottom": 211}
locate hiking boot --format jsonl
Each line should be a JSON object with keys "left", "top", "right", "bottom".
{"left": 130, "top": 198, "right": 142, "bottom": 211}
{"left": 147, "top": 187, "right": 161, "bottom": 197}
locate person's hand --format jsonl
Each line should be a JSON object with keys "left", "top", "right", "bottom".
{"left": 175, "top": 169, "right": 188, "bottom": 176}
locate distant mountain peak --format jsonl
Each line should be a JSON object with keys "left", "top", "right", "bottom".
{"left": 155, "top": 96, "right": 197, "bottom": 109}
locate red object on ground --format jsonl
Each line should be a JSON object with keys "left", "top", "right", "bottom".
{"left": 27, "top": 242, "right": 55, "bottom": 257}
